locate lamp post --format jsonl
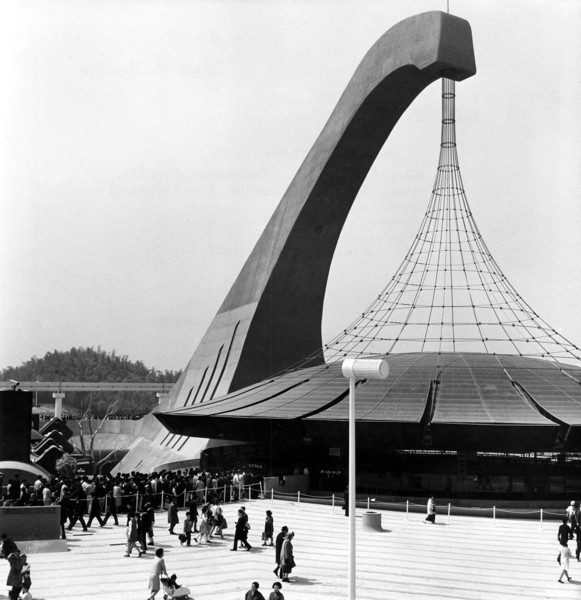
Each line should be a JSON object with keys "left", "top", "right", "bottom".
{"left": 342, "top": 358, "right": 389, "bottom": 600}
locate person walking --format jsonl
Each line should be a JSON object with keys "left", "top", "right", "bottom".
{"left": 558, "top": 517, "right": 570, "bottom": 548}
{"left": 137, "top": 512, "right": 148, "bottom": 554}
{"left": 181, "top": 511, "right": 193, "bottom": 546}
{"left": 558, "top": 544, "right": 574, "bottom": 583}
{"left": 59, "top": 491, "right": 71, "bottom": 539}
{"left": 86, "top": 494, "right": 105, "bottom": 528}
{"left": 124, "top": 513, "right": 143, "bottom": 557}
{"left": 67, "top": 496, "right": 88, "bottom": 532}
{"left": 148, "top": 548, "right": 168, "bottom": 600}
{"left": 102, "top": 489, "right": 119, "bottom": 526}
{"left": 262, "top": 510, "right": 274, "bottom": 546}
{"left": 211, "top": 503, "right": 226, "bottom": 539}
{"left": 231, "top": 508, "right": 251, "bottom": 551}
{"left": 279, "top": 531, "right": 295, "bottom": 583}
{"left": 168, "top": 497, "right": 179, "bottom": 535}
{"left": 6, "top": 548, "right": 23, "bottom": 600}
{"left": 19, "top": 554, "right": 31, "bottom": 595}
{"left": 269, "top": 581, "right": 284, "bottom": 600}
{"left": 424, "top": 495, "right": 436, "bottom": 524}
{"left": 196, "top": 509, "right": 211, "bottom": 544}
{"left": 274, "top": 526, "right": 288, "bottom": 577}
{"left": 244, "top": 580, "right": 266, "bottom": 600}
{"left": 566, "top": 501, "right": 577, "bottom": 540}
{"left": 188, "top": 498, "right": 199, "bottom": 533}
{"left": 142, "top": 503, "right": 156, "bottom": 546}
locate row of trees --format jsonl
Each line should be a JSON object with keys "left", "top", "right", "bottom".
{"left": 1, "top": 346, "right": 182, "bottom": 417}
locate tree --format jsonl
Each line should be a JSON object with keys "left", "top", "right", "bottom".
{"left": 55, "top": 453, "right": 78, "bottom": 481}
{"left": 76, "top": 392, "right": 121, "bottom": 462}
{"left": 0, "top": 346, "right": 181, "bottom": 415}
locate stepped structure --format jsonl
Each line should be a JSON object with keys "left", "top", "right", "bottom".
{"left": 115, "top": 11, "right": 581, "bottom": 475}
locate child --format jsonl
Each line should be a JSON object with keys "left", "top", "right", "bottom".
{"left": 181, "top": 512, "right": 192, "bottom": 546}
{"left": 165, "top": 574, "right": 191, "bottom": 598}
{"left": 263, "top": 510, "right": 274, "bottom": 546}
{"left": 21, "top": 553, "right": 32, "bottom": 593}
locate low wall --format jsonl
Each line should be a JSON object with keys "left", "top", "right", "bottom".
{"left": 0, "top": 505, "right": 61, "bottom": 543}
{"left": 264, "top": 475, "right": 309, "bottom": 495}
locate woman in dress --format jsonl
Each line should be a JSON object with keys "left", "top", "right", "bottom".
{"left": 196, "top": 508, "right": 211, "bottom": 544}
{"left": 148, "top": 548, "right": 168, "bottom": 600}
{"left": 211, "top": 503, "right": 225, "bottom": 539}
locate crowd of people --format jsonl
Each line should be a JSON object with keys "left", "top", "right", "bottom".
{"left": 1, "top": 466, "right": 298, "bottom": 599}
{"left": 0, "top": 467, "right": 264, "bottom": 512}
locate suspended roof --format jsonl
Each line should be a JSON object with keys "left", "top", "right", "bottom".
{"left": 155, "top": 352, "right": 581, "bottom": 452}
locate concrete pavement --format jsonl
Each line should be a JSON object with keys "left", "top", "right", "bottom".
{"left": 0, "top": 498, "right": 578, "bottom": 600}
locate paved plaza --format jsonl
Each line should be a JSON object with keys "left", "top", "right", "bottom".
{"left": 1, "top": 498, "right": 579, "bottom": 600}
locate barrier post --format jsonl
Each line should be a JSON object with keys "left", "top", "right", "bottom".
{"left": 493, "top": 506, "right": 496, "bottom": 527}
{"left": 406, "top": 500, "right": 409, "bottom": 521}
{"left": 447, "top": 502, "right": 451, "bottom": 525}
{"left": 297, "top": 490, "right": 301, "bottom": 510}
{"left": 332, "top": 493, "right": 335, "bottom": 515}
{"left": 540, "top": 508, "right": 543, "bottom": 530}
{"left": 271, "top": 488, "right": 274, "bottom": 508}
{"left": 367, "top": 497, "right": 370, "bottom": 510}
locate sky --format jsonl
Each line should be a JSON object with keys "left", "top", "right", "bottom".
{"left": 1, "top": 0, "right": 580, "bottom": 373}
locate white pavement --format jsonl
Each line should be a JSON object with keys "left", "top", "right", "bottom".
{"left": 0, "top": 499, "right": 579, "bottom": 600}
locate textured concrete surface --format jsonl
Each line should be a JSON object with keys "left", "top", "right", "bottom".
{"left": 1, "top": 498, "right": 578, "bottom": 600}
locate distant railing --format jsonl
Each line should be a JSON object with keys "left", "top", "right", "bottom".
{"left": 265, "top": 489, "right": 567, "bottom": 527}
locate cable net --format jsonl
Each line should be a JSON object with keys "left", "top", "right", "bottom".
{"left": 324, "top": 77, "right": 581, "bottom": 367}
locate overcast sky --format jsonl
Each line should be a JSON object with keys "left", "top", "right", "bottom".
{"left": 1, "top": 0, "right": 580, "bottom": 373}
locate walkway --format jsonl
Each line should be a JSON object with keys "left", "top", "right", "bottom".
{"left": 0, "top": 499, "right": 578, "bottom": 599}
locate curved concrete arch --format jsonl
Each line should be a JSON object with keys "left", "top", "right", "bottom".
{"left": 115, "top": 11, "right": 476, "bottom": 473}
{"left": 180, "top": 11, "right": 476, "bottom": 397}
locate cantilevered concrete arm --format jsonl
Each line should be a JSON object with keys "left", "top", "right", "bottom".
{"left": 170, "top": 11, "right": 476, "bottom": 407}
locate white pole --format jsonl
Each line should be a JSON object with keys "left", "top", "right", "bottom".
{"left": 53, "top": 392, "right": 65, "bottom": 419}
{"left": 540, "top": 508, "right": 543, "bottom": 530}
{"left": 271, "top": 488, "right": 274, "bottom": 509}
{"left": 447, "top": 502, "right": 451, "bottom": 524}
{"left": 348, "top": 375, "right": 356, "bottom": 600}
{"left": 332, "top": 493, "right": 335, "bottom": 515}
{"left": 297, "top": 490, "right": 300, "bottom": 510}
{"left": 367, "top": 497, "right": 370, "bottom": 511}
{"left": 493, "top": 506, "right": 496, "bottom": 527}
{"left": 406, "top": 500, "right": 409, "bottom": 521}
{"left": 341, "top": 358, "right": 388, "bottom": 600}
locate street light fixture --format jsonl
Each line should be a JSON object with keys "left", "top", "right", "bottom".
{"left": 342, "top": 358, "right": 389, "bottom": 600}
